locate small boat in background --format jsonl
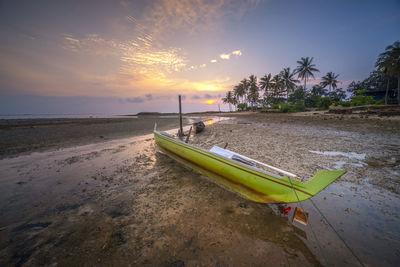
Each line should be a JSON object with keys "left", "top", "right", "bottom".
{"left": 154, "top": 124, "right": 345, "bottom": 204}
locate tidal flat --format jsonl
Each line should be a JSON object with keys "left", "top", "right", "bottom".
{"left": 0, "top": 113, "right": 399, "bottom": 266}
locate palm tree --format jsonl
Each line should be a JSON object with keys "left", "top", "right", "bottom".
{"left": 271, "top": 74, "right": 284, "bottom": 102}
{"left": 247, "top": 75, "right": 259, "bottom": 110}
{"left": 279, "top": 67, "right": 299, "bottom": 101}
{"left": 240, "top": 78, "right": 250, "bottom": 105}
{"left": 259, "top": 73, "right": 272, "bottom": 97}
{"left": 233, "top": 83, "right": 244, "bottom": 104}
{"left": 376, "top": 41, "right": 400, "bottom": 104}
{"left": 232, "top": 94, "right": 238, "bottom": 110}
{"left": 295, "top": 57, "right": 319, "bottom": 90}
{"left": 375, "top": 61, "right": 391, "bottom": 105}
{"left": 222, "top": 91, "right": 234, "bottom": 111}
{"left": 320, "top": 72, "right": 340, "bottom": 92}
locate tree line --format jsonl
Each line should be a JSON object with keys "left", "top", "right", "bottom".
{"left": 222, "top": 41, "right": 400, "bottom": 112}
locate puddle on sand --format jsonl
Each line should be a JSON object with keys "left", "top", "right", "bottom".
{"left": 278, "top": 179, "right": 400, "bottom": 266}
{"left": 309, "top": 150, "right": 366, "bottom": 161}
{"left": 309, "top": 150, "right": 368, "bottom": 170}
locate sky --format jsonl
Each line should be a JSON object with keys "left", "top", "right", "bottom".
{"left": 0, "top": 0, "right": 399, "bottom": 114}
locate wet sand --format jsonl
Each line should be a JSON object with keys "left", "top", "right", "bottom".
{"left": 0, "top": 113, "right": 399, "bottom": 266}
{"left": 0, "top": 116, "right": 208, "bottom": 159}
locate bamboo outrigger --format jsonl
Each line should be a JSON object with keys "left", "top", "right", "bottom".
{"left": 154, "top": 125, "right": 345, "bottom": 204}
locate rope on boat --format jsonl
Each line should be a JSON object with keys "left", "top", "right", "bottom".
{"left": 287, "top": 177, "right": 365, "bottom": 267}
{"left": 287, "top": 177, "right": 329, "bottom": 266}
{"left": 309, "top": 198, "right": 365, "bottom": 267}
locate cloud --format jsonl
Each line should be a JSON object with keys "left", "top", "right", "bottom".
{"left": 125, "top": 15, "right": 137, "bottom": 23}
{"left": 204, "top": 94, "right": 213, "bottom": 99}
{"left": 217, "top": 50, "right": 242, "bottom": 61}
{"left": 125, "top": 94, "right": 155, "bottom": 103}
{"left": 126, "top": 97, "right": 145, "bottom": 103}
{"left": 145, "top": 0, "right": 262, "bottom": 40}
{"left": 232, "top": 50, "right": 242, "bottom": 56}
{"left": 191, "top": 95, "right": 201, "bottom": 99}
{"left": 120, "top": 0, "right": 130, "bottom": 8}
{"left": 219, "top": 53, "right": 230, "bottom": 60}
{"left": 146, "top": 0, "right": 230, "bottom": 38}
{"left": 61, "top": 33, "right": 119, "bottom": 56}
{"left": 25, "top": 2, "right": 249, "bottom": 100}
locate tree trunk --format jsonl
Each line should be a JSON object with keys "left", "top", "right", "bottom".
{"left": 286, "top": 87, "right": 289, "bottom": 102}
{"left": 385, "top": 77, "right": 389, "bottom": 105}
{"left": 398, "top": 77, "right": 400, "bottom": 105}
{"left": 304, "top": 79, "right": 306, "bottom": 90}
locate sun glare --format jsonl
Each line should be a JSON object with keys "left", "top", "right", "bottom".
{"left": 195, "top": 84, "right": 220, "bottom": 92}
{"left": 205, "top": 99, "right": 215, "bottom": 104}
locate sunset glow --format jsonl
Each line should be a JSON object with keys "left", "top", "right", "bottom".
{"left": 0, "top": 0, "right": 399, "bottom": 114}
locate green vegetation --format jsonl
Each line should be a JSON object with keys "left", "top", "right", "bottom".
{"left": 317, "top": 97, "right": 332, "bottom": 109}
{"left": 221, "top": 41, "right": 400, "bottom": 112}
{"left": 237, "top": 103, "right": 248, "bottom": 111}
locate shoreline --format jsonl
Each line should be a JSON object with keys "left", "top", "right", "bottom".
{"left": 1, "top": 111, "right": 399, "bottom": 160}
{"left": 0, "top": 116, "right": 216, "bottom": 159}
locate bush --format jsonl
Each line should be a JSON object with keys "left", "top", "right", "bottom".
{"left": 289, "top": 88, "right": 306, "bottom": 103}
{"left": 337, "top": 101, "right": 351, "bottom": 107}
{"left": 279, "top": 102, "right": 304, "bottom": 113}
{"left": 317, "top": 97, "right": 332, "bottom": 109}
{"left": 294, "top": 101, "right": 306, "bottom": 112}
{"left": 280, "top": 103, "right": 296, "bottom": 113}
{"left": 237, "top": 103, "right": 247, "bottom": 111}
{"left": 271, "top": 103, "right": 280, "bottom": 109}
{"left": 305, "top": 95, "right": 320, "bottom": 108}
{"left": 280, "top": 103, "right": 290, "bottom": 113}
{"left": 350, "top": 95, "right": 376, "bottom": 106}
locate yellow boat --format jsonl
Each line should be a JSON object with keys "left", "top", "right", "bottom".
{"left": 154, "top": 125, "right": 345, "bottom": 203}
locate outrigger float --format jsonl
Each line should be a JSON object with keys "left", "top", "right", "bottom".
{"left": 154, "top": 125, "right": 345, "bottom": 204}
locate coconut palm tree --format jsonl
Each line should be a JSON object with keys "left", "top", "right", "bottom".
{"left": 259, "top": 73, "right": 272, "bottom": 97}
{"left": 222, "top": 91, "right": 234, "bottom": 111}
{"left": 271, "top": 74, "right": 284, "bottom": 102}
{"left": 232, "top": 94, "right": 238, "bottom": 110}
{"left": 279, "top": 67, "right": 299, "bottom": 101}
{"left": 233, "top": 84, "right": 243, "bottom": 104}
{"left": 240, "top": 78, "right": 250, "bottom": 105}
{"left": 320, "top": 72, "right": 340, "bottom": 92}
{"left": 375, "top": 61, "right": 391, "bottom": 105}
{"left": 376, "top": 41, "right": 400, "bottom": 104}
{"left": 247, "top": 75, "right": 259, "bottom": 110}
{"left": 295, "top": 57, "right": 319, "bottom": 90}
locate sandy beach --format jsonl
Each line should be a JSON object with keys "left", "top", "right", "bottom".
{"left": 0, "top": 116, "right": 209, "bottom": 159}
{"left": 0, "top": 112, "right": 399, "bottom": 266}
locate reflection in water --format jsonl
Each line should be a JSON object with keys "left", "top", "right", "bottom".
{"left": 205, "top": 119, "right": 214, "bottom": 125}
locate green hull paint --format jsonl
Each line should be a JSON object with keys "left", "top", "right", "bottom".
{"left": 154, "top": 130, "right": 345, "bottom": 203}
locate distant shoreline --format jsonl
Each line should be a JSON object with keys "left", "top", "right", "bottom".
{"left": 0, "top": 111, "right": 230, "bottom": 119}
{"left": 121, "top": 111, "right": 230, "bottom": 116}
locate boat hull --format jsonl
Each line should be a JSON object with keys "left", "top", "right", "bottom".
{"left": 154, "top": 130, "right": 345, "bottom": 203}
